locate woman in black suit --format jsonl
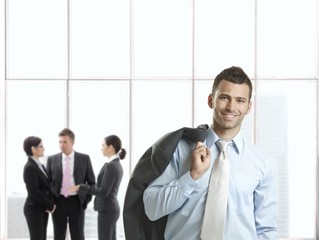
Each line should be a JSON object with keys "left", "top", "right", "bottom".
{"left": 23, "top": 136, "right": 57, "bottom": 240}
{"left": 72, "top": 135, "right": 126, "bottom": 240}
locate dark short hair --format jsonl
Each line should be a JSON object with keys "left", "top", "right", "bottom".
{"left": 212, "top": 66, "right": 253, "bottom": 101}
{"left": 59, "top": 128, "right": 75, "bottom": 141}
{"left": 23, "top": 136, "right": 42, "bottom": 157}
{"left": 104, "top": 135, "right": 127, "bottom": 160}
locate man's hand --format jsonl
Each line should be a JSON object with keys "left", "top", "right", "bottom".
{"left": 190, "top": 141, "right": 211, "bottom": 180}
{"left": 71, "top": 185, "right": 80, "bottom": 192}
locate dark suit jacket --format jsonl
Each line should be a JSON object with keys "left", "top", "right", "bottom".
{"left": 123, "top": 124, "right": 209, "bottom": 240}
{"left": 46, "top": 151, "right": 96, "bottom": 210}
{"left": 23, "top": 157, "right": 57, "bottom": 215}
{"left": 79, "top": 158, "right": 123, "bottom": 212}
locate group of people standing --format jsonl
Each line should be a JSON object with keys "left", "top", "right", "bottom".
{"left": 23, "top": 128, "right": 126, "bottom": 240}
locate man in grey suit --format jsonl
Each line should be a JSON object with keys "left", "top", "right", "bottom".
{"left": 46, "top": 128, "right": 96, "bottom": 240}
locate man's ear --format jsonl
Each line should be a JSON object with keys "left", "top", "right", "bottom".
{"left": 208, "top": 94, "right": 213, "bottom": 109}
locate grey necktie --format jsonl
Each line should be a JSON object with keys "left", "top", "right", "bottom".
{"left": 200, "top": 139, "right": 230, "bottom": 240}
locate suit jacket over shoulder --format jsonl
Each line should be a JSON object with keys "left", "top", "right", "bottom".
{"left": 123, "top": 124, "right": 209, "bottom": 240}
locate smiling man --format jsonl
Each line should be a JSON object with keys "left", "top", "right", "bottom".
{"left": 208, "top": 66, "right": 252, "bottom": 140}
{"left": 140, "top": 66, "right": 278, "bottom": 240}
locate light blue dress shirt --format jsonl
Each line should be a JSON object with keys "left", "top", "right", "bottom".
{"left": 143, "top": 128, "right": 278, "bottom": 240}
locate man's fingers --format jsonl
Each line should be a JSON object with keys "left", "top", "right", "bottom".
{"left": 206, "top": 147, "right": 211, "bottom": 157}
{"left": 195, "top": 141, "right": 203, "bottom": 149}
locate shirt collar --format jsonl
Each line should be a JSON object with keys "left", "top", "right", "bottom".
{"left": 207, "top": 128, "right": 244, "bottom": 154}
{"left": 106, "top": 154, "right": 118, "bottom": 163}
{"left": 231, "top": 132, "right": 243, "bottom": 154}
{"left": 205, "top": 128, "right": 218, "bottom": 149}
{"left": 31, "top": 157, "right": 43, "bottom": 167}
{"left": 62, "top": 151, "right": 75, "bottom": 160}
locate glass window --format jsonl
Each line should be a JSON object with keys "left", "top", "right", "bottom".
{"left": 257, "top": 0, "right": 317, "bottom": 78}
{"left": 69, "top": 0, "right": 130, "bottom": 79}
{"left": 6, "top": 80, "right": 67, "bottom": 238}
{"left": 6, "top": 0, "right": 67, "bottom": 79}
{"left": 256, "top": 80, "right": 317, "bottom": 238}
{"left": 131, "top": 80, "right": 193, "bottom": 168}
{"left": 132, "top": 0, "right": 193, "bottom": 78}
{"left": 194, "top": 0, "right": 255, "bottom": 79}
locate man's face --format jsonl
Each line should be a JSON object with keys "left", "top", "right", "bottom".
{"left": 59, "top": 135, "right": 74, "bottom": 155}
{"left": 208, "top": 79, "right": 252, "bottom": 137}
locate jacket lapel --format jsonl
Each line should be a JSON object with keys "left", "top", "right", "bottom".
{"left": 57, "top": 153, "right": 63, "bottom": 180}
{"left": 28, "top": 157, "right": 49, "bottom": 180}
{"left": 73, "top": 151, "right": 79, "bottom": 172}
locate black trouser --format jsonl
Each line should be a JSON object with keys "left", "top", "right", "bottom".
{"left": 25, "top": 211, "right": 49, "bottom": 240}
{"left": 98, "top": 210, "right": 119, "bottom": 240}
{"left": 52, "top": 195, "right": 85, "bottom": 240}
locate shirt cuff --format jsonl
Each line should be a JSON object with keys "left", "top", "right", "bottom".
{"left": 178, "top": 171, "right": 197, "bottom": 195}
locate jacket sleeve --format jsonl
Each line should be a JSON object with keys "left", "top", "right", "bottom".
{"left": 79, "top": 163, "right": 118, "bottom": 198}
{"left": 81, "top": 155, "right": 96, "bottom": 208}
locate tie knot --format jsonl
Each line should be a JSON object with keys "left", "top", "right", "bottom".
{"left": 216, "top": 139, "right": 230, "bottom": 152}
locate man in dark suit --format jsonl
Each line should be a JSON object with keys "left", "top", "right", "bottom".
{"left": 46, "top": 128, "right": 95, "bottom": 240}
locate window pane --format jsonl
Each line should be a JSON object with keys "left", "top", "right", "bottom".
{"left": 7, "top": 0, "right": 67, "bottom": 79}
{"left": 194, "top": 81, "right": 212, "bottom": 126}
{"left": 133, "top": 0, "right": 193, "bottom": 78}
{"left": 257, "top": 0, "right": 317, "bottom": 78}
{"left": 131, "top": 80, "right": 193, "bottom": 168}
{"left": 70, "top": 0, "right": 130, "bottom": 79}
{"left": 256, "top": 80, "right": 316, "bottom": 238}
{"left": 6, "top": 80, "right": 66, "bottom": 238}
{"left": 69, "top": 81, "right": 130, "bottom": 239}
{"left": 194, "top": 0, "right": 255, "bottom": 79}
